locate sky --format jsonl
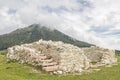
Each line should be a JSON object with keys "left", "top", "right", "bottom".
{"left": 0, "top": 0, "right": 120, "bottom": 50}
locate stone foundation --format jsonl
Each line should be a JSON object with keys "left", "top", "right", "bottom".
{"left": 7, "top": 39, "right": 117, "bottom": 74}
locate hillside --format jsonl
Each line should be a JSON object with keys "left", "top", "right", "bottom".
{"left": 0, "top": 24, "right": 92, "bottom": 50}
{"left": 115, "top": 50, "right": 120, "bottom": 56}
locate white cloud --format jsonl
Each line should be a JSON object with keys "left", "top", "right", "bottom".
{"left": 0, "top": 0, "right": 120, "bottom": 50}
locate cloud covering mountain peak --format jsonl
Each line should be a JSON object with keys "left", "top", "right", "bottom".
{"left": 0, "top": 0, "right": 120, "bottom": 50}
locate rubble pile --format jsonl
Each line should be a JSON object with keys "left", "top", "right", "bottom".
{"left": 7, "top": 39, "right": 117, "bottom": 74}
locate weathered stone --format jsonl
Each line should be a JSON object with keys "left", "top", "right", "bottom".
{"left": 7, "top": 39, "right": 117, "bottom": 74}
{"left": 83, "top": 46, "right": 117, "bottom": 66}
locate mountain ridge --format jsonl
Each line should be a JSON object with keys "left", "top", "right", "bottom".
{"left": 0, "top": 24, "right": 92, "bottom": 50}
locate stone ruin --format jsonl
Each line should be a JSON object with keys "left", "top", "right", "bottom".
{"left": 7, "top": 39, "right": 117, "bottom": 74}
{"left": 83, "top": 46, "right": 117, "bottom": 67}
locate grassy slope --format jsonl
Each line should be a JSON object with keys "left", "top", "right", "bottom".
{"left": 0, "top": 51, "right": 120, "bottom": 80}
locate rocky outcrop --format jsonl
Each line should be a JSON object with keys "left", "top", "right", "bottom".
{"left": 83, "top": 46, "right": 117, "bottom": 66}
{"left": 7, "top": 40, "right": 117, "bottom": 74}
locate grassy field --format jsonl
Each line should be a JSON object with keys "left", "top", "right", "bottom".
{"left": 0, "top": 51, "right": 120, "bottom": 80}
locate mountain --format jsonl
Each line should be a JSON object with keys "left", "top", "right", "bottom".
{"left": 0, "top": 24, "right": 92, "bottom": 50}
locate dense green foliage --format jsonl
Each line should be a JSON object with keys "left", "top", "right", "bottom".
{"left": 115, "top": 50, "right": 120, "bottom": 56}
{"left": 0, "top": 51, "right": 120, "bottom": 80}
{"left": 0, "top": 50, "right": 7, "bottom": 55}
{"left": 0, "top": 24, "right": 92, "bottom": 50}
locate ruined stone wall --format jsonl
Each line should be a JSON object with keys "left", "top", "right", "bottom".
{"left": 83, "top": 46, "right": 117, "bottom": 65}
{"left": 7, "top": 39, "right": 117, "bottom": 74}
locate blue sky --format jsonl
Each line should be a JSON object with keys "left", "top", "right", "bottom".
{"left": 0, "top": 0, "right": 120, "bottom": 50}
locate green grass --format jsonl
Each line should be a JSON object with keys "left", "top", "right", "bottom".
{"left": 0, "top": 51, "right": 120, "bottom": 80}
{"left": 0, "top": 50, "right": 7, "bottom": 55}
